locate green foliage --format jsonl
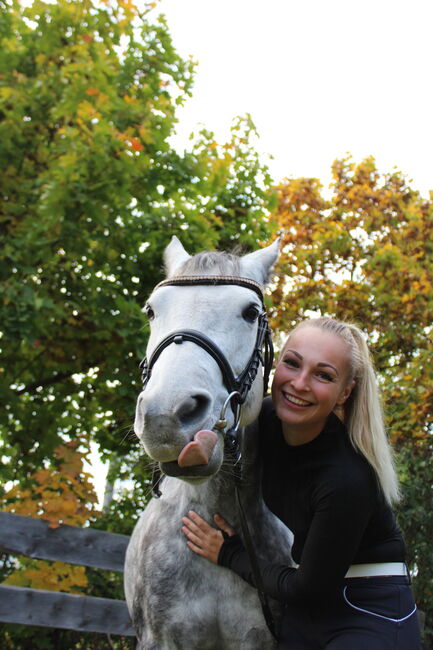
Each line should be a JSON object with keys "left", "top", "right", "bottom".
{"left": 0, "top": 625, "right": 134, "bottom": 650}
{"left": 0, "top": 0, "right": 275, "bottom": 646}
{"left": 396, "top": 446, "right": 433, "bottom": 646}
{"left": 271, "top": 156, "right": 433, "bottom": 647}
{"left": 0, "top": 0, "right": 274, "bottom": 485}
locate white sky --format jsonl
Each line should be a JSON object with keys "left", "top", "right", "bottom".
{"left": 89, "top": 0, "right": 433, "bottom": 504}
{"left": 157, "top": 0, "right": 433, "bottom": 197}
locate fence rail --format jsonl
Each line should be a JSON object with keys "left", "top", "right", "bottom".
{"left": 0, "top": 512, "right": 135, "bottom": 637}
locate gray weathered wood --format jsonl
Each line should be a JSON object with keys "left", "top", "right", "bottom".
{"left": 0, "top": 585, "right": 135, "bottom": 636}
{"left": 0, "top": 512, "right": 129, "bottom": 571}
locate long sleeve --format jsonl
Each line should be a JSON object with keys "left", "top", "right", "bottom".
{"left": 218, "top": 467, "right": 377, "bottom": 604}
{"left": 218, "top": 535, "right": 298, "bottom": 599}
{"left": 218, "top": 406, "right": 405, "bottom": 605}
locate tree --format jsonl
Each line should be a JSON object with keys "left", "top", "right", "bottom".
{"left": 2, "top": 441, "right": 98, "bottom": 591}
{"left": 0, "top": 0, "right": 274, "bottom": 488}
{"left": 0, "top": 442, "right": 107, "bottom": 649}
{"left": 0, "top": 2, "right": 275, "bottom": 646}
{"left": 269, "top": 156, "right": 433, "bottom": 646}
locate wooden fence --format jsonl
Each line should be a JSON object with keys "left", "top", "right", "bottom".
{"left": 0, "top": 511, "right": 135, "bottom": 638}
{"left": 1, "top": 511, "right": 426, "bottom": 646}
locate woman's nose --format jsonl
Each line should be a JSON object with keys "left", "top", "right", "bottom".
{"left": 291, "top": 371, "right": 309, "bottom": 392}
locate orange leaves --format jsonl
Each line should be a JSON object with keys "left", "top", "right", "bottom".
{"left": 118, "top": 0, "right": 139, "bottom": 14}
{"left": 2, "top": 441, "right": 99, "bottom": 529}
{"left": 269, "top": 155, "right": 433, "bottom": 451}
{"left": 130, "top": 137, "right": 144, "bottom": 151}
{"left": 76, "top": 100, "right": 102, "bottom": 123}
{"left": 115, "top": 128, "right": 145, "bottom": 153}
{"left": 123, "top": 94, "right": 137, "bottom": 104}
{"left": 1, "top": 442, "right": 98, "bottom": 594}
{"left": 4, "top": 559, "right": 88, "bottom": 594}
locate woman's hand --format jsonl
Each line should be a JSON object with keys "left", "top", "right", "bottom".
{"left": 181, "top": 511, "right": 235, "bottom": 564}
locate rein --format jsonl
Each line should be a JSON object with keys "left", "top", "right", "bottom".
{"left": 139, "top": 274, "right": 278, "bottom": 641}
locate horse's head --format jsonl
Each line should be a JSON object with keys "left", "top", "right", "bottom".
{"left": 134, "top": 237, "right": 279, "bottom": 482}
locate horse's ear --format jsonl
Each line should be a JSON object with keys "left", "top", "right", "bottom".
{"left": 164, "top": 236, "right": 191, "bottom": 277}
{"left": 240, "top": 238, "right": 280, "bottom": 285}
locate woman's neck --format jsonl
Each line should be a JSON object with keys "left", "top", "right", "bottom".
{"left": 281, "top": 421, "right": 325, "bottom": 447}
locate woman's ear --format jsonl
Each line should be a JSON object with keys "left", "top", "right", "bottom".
{"left": 336, "top": 379, "right": 356, "bottom": 406}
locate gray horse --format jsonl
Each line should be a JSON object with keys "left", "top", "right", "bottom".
{"left": 124, "top": 237, "right": 293, "bottom": 649}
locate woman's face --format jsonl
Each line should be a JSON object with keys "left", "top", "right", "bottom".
{"left": 271, "top": 326, "right": 355, "bottom": 442}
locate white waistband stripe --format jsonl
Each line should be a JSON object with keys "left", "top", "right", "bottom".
{"left": 345, "top": 562, "right": 407, "bottom": 578}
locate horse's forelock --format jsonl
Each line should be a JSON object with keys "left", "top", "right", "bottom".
{"left": 175, "top": 251, "right": 241, "bottom": 277}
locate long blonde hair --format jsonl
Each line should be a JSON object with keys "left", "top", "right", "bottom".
{"left": 281, "top": 318, "right": 401, "bottom": 505}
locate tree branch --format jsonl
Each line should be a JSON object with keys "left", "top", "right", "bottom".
{"left": 15, "top": 361, "right": 103, "bottom": 395}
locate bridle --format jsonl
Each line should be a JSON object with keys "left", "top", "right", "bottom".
{"left": 139, "top": 275, "right": 273, "bottom": 490}
{"left": 139, "top": 274, "right": 274, "bottom": 430}
{"left": 138, "top": 274, "right": 278, "bottom": 641}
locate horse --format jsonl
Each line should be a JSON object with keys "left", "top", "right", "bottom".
{"left": 124, "top": 237, "right": 294, "bottom": 649}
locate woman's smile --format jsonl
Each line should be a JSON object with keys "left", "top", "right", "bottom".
{"left": 282, "top": 391, "right": 314, "bottom": 408}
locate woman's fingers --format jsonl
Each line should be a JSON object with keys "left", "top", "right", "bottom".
{"left": 186, "top": 540, "right": 204, "bottom": 555}
{"left": 182, "top": 512, "right": 213, "bottom": 542}
{"left": 185, "top": 510, "right": 211, "bottom": 532}
{"left": 181, "top": 524, "right": 202, "bottom": 546}
{"left": 181, "top": 510, "right": 233, "bottom": 564}
{"left": 214, "top": 513, "right": 235, "bottom": 536}
{"left": 181, "top": 513, "right": 216, "bottom": 548}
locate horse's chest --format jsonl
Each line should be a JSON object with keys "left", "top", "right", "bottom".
{"left": 126, "top": 503, "right": 276, "bottom": 649}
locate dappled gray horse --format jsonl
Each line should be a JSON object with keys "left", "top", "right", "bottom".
{"left": 124, "top": 237, "right": 293, "bottom": 649}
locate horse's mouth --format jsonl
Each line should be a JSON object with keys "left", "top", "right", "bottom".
{"left": 156, "top": 428, "right": 223, "bottom": 480}
{"left": 159, "top": 459, "right": 218, "bottom": 479}
{"left": 160, "top": 439, "right": 224, "bottom": 479}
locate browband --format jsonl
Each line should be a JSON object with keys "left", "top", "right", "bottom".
{"left": 154, "top": 276, "right": 265, "bottom": 304}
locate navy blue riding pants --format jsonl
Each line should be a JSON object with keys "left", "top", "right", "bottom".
{"left": 278, "top": 577, "right": 422, "bottom": 649}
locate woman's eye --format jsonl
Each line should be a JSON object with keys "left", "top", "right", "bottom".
{"left": 144, "top": 303, "right": 155, "bottom": 320}
{"left": 317, "top": 372, "right": 334, "bottom": 382}
{"left": 283, "top": 358, "right": 298, "bottom": 368}
{"left": 242, "top": 304, "right": 260, "bottom": 323}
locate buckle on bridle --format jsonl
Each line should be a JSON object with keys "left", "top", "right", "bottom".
{"left": 213, "top": 391, "right": 242, "bottom": 479}
{"left": 213, "top": 391, "right": 241, "bottom": 434}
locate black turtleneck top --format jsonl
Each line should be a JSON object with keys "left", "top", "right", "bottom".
{"left": 218, "top": 397, "right": 405, "bottom": 604}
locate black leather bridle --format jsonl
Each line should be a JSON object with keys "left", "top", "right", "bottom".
{"left": 139, "top": 275, "right": 274, "bottom": 411}
{"left": 138, "top": 274, "right": 278, "bottom": 641}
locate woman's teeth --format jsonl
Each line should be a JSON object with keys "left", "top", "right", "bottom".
{"left": 284, "top": 393, "right": 311, "bottom": 407}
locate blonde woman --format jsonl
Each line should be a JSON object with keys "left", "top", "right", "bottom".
{"left": 182, "top": 318, "right": 421, "bottom": 649}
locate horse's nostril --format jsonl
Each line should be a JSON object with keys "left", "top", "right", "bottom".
{"left": 175, "top": 393, "right": 211, "bottom": 425}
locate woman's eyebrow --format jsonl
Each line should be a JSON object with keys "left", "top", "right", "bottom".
{"left": 285, "top": 348, "right": 302, "bottom": 359}
{"left": 317, "top": 362, "right": 339, "bottom": 376}
{"left": 285, "top": 349, "right": 339, "bottom": 376}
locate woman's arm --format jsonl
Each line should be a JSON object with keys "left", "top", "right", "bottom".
{"left": 182, "top": 466, "right": 377, "bottom": 605}
{"left": 219, "top": 469, "right": 377, "bottom": 604}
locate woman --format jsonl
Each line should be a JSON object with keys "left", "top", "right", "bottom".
{"left": 182, "top": 317, "right": 422, "bottom": 649}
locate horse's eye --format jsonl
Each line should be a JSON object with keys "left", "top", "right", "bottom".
{"left": 144, "top": 303, "right": 155, "bottom": 320}
{"left": 242, "top": 304, "right": 260, "bottom": 323}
